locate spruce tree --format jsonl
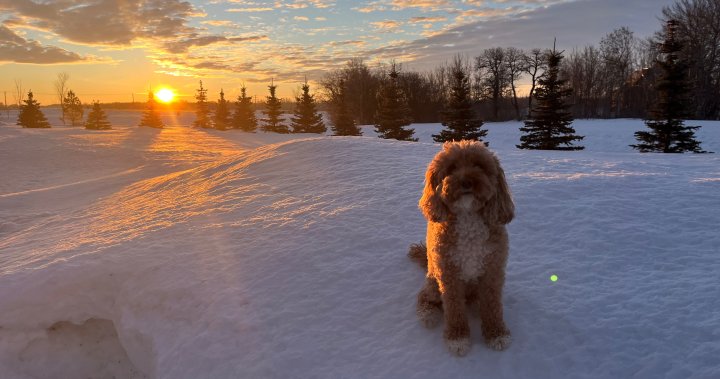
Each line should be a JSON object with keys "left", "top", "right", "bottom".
{"left": 84, "top": 101, "right": 112, "bottom": 130}
{"left": 433, "top": 57, "right": 487, "bottom": 143}
{"left": 261, "top": 80, "right": 289, "bottom": 133}
{"left": 232, "top": 86, "right": 257, "bottom": 132}
{"left": 631, "top": 20, "right": 706, "bottom": 153}
{"left": 194, "top": 80, "right": 211, "bottom": 128}
{"left": 139, "top": 91, "right": 164, "bottom": 128}
{"left": 518, "top": 45, "right": 583, "bottom": 150}
{"left": 63, "top": 90, "right": 84, "bottom": 126}
{"left": 291, "top": 81, "right": 326, "bottom": 133}
{"left": 214, "top": 89, "right": 231, "bottom": 130}
{"left": 330, "top": 80, "right": 362, "bottom": 136}
{"left": 374, "top": 63, "right": 416, "bottom": 141}
{"left": 17, "top": 90, "right": 51, "bottom": 128}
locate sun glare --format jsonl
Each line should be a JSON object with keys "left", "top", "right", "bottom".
{"left": 156, "top": 88, "right": 175, "bottom": 103}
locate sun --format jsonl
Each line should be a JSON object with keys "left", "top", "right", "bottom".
{"left": 155, "top": 88, "right": 175, "bottom": 103}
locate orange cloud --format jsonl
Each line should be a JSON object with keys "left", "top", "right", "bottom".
{"left": 370, "top": 20, "right": 403, "bottom": 32}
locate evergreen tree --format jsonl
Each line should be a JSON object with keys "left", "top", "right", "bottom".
{"left": 518, "top": 44, "right": 583, "bottom": 150}
{"left": 63, "top": 90, "right": 84, "bottom": 126}
{"left": 631, "top": 20, "right": 706, "bottom": 153}
{"left": 232, "top": 86, "right": 257, "bottom": 132}
{"left": 330, "top": 79, "right": 362, "bottom": 136}
{"left": 194, "top": 80, "right": 211, "bottom": 128}
{"left": 433, "top": 57, "right": 487, "bottom": 143}
{"left": 17, "top": 90, "right": 50, "bottom": 128}
{"left": 214, "top": 88, "right": 231, "bottom": 130}
{"left": 84, "top": 101, "right": 112, "bottom": 130}
{"left": 374, "top": 63, "right": 416, "bottom": 141}
{"left": 290, "top": 81, "right": 326, "bottom": 133}
{"left": 139, "top": 91, "right": 164, "bottom": 128}
{"left": 261, "top": 80, "right": 289, "bottom": 133}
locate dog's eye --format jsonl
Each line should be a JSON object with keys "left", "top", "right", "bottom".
{"left": 447, "top": 164, "right": 456, "bottom": 172}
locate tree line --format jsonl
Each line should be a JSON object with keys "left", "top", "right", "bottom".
{"left": 320, "top": 0, "right": 719, "bottom": 122}
{"left": 12, "top": 0, "right": 713, "bottom": 152}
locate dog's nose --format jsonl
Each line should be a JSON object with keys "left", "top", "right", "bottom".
{"left": 461, "top": 179, "right": 472, "bottom": 189}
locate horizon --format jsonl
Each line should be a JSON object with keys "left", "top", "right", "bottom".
{"left": 2, "top": 0, "right": 674, "bottom": 104}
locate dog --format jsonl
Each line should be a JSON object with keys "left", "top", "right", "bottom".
{"left": 409, "top": 140, "right": 514, "bottom": 356}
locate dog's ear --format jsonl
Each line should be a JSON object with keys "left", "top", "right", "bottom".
{"left": 419, "top": 160, "right": 449, "bottom": 223}
{"left": 483, "top": 156, "right": 514, "bottom": 225}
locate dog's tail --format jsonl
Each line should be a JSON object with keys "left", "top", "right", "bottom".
{"left": 408, "top": 242, "right": 428, "bottom": 269}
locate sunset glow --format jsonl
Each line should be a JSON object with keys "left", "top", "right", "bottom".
{"left": 155, "top": 89, "right": 175, "bottom": 104}
{"left": 0, "top": 0, "right": 674, "bottom": 103}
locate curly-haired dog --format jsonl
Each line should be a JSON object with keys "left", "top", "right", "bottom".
{"left": 409, "top": 140, "right": 514, "bottom": 356}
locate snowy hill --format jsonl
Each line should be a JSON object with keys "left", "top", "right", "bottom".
{"left": 1, "top": 116, "right": 719, "bottom": 378}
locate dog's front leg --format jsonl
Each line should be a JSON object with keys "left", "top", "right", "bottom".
{"left": 477, "top": 256, "right": 511, "bottom": 351}
{"left": 439, "top": 275, "right": 471, "bottom": 356}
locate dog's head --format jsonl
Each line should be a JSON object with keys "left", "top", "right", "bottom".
{"left": 419, "top": 140, "right": 514, "bottom": 225}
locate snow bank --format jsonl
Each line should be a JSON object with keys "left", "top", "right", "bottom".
{"left": 1, "top": 118, "right": 719, "bottom": 378}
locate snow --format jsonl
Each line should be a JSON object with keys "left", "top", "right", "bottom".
{"left": 1, "top": 109, "right": 719, "bottom": 378}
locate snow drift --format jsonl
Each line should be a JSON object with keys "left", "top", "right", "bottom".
{"left": 1, "top": 118, "right": 719, "bottom": 378}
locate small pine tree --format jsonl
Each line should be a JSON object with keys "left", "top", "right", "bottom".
{"left": 232, "top": 86, "right": 257, "bottom": 132}
{"left": 194, "top": 80, "right": 211, "bottom": 128}
{"left": 291, "top": 81, "right": 326, "bottom": 134}
{"left": 518, "top": 44, "right": 583, "bottom": 150}
{"left": 84, "top": 101, "right": 112, "bottom": 130}
{"left": 139, "top": 91, "right": 164, "bottom": 128}
{"left": 17, "top": 90, "right": 51, "bottom": 128}
{"left": 63, "top": 90, "right": 84, "bottom": 126}
{"left": 374, "top": 63, "right": 417, "bottom": 141}
{"left": 214, "top": 89, "right": 231, "bottom": 130}
{"left": 262, "top": 80, "right": 289, "bottom": 133}
{"left": 631, "top": 20, "right": 706, "bottom": 153}
{"left": 433, "top": 57, "right": 487, "bottom": 143}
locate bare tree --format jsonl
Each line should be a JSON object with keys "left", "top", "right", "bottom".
{"left": 563, "top": 45, "right": 605, "bottom": 118}
{"left": 320, "top": 58, "right": 381, "bottom": 124}
{"left": 13, "top": 79, "right": 23, "bottom": 109}
{"left": 523, "top": 49, "right": 547, "bottom": 114}
{"left": 476, "top": 47, "right": 509, "bottom": 121}
{"left": 505, "top": 47, "right": 529, "bottom": 119}
{"left": 53, "top": 72, "right": 70, "bottom": 124}
{"left": 661, "top": 0, "right": 720, "bottom": 119}
{"left": 600, "top": 27, "right": 635, "bottom": 117}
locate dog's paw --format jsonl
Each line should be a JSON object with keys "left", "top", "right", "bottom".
{"left": 416, "top": 307, "right": 442, "bottom": 329}
{"left": 486, "top": 334, "right": 511, "bottom": 351}
{"left": 445, "top": 337, "right": 471, "bottom": 356}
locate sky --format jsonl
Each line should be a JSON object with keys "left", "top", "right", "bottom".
{"left": 0, "top": 0, "right": 677, "bottom": 104}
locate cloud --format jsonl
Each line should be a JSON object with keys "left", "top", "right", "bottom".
{"left": 0, "top": 25, "right": 86, "bottom": 64}
{"left": 329, "top": 40, "right": 367, "bottom": 47}
{"left": 370, "top": 20, "right": 403, "bottom": 32}
{"left": 275, "top": 0, "right": 335, "bottom": 9}
{"left": 227, "top": 7, "right": 274, "bottom": 12}
{"left": 408, "top": 16, "right": 448, "bottom": 23}
{"left": 355, "top": 0, "right": 450, "bottom": 12}
{"left": 163, "top": 35, "right": 268, "bottom": 54}
{"left": 368, "top": 0, "right": 676, "bottom": 70}
{"left": 294, "top": 16, "right": 310, "bottom": 21}
{"left": 201, "top": 20, "right": 234, "bottom": 26}
{"left": 0, "top": 0, "right": 254, "bottom": 52}
{"left": 390, "top": 0, "right": 450, "bottom": 10}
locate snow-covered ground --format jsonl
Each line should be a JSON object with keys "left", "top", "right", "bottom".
{"left": 1, "top": 109, "right": 719, "bottom": 378}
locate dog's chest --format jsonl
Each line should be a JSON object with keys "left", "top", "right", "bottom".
{"left": 449, "top": 213, "right": 491, "bottom": 280}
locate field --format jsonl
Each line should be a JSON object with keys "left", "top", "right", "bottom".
{"left": 1, "top": 109, "right": 719, "bottom": 378}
